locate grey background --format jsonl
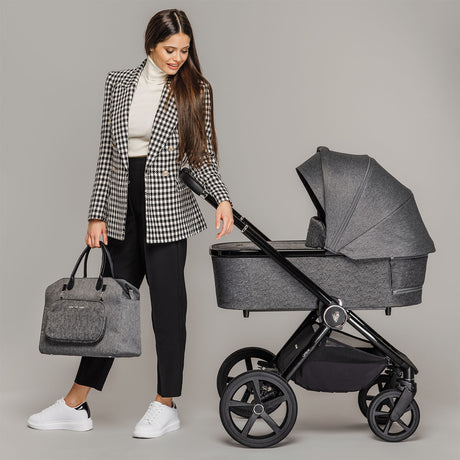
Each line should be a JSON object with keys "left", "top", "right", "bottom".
{"left": 1, "top": 0, "right": 459, "bottom": 459}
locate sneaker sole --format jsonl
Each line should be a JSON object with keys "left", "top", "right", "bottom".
{"left": 27, "top": 418, "right": 93, "bottom": 431}
{"left": 133, "top": 420, "right": 180, "bottom": 438}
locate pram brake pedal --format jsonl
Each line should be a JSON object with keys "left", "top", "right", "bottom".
{"left": 256, "top": 359, "right": 277, "bottom": 370}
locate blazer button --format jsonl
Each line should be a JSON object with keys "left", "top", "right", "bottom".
{"left": 162, "top": 170, "right": 169, "bottom": 176}
{"left": 168, "top": 146, "right": 174, "bottom": 152}
{"left": 111, "top": 141, "right": 114, "bottom": 147}
{"left": 113, "top": 166, "right": 116, "bottom": 172}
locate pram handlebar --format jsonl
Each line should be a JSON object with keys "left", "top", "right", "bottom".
{"left": 179, "top": 168, "right": 336, "bottom": 306}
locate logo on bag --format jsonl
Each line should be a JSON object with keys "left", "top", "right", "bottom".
{"left": 68, "top": 305, "right": 86, "bottom": 309}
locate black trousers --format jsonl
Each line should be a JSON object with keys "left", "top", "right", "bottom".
{"left": 75, "top": 156, "right": 188, "bottom": 397}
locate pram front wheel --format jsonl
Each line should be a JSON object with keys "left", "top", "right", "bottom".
{"left": 367, "top": 389, "right": 420, "bottom": 442}
{"left": 217, "top": 347, "right": 275, "bottom": 397}
{"left": 219, "top": 370, "right": 297, "bottom": 448}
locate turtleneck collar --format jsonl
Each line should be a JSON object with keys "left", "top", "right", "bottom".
{"left": 143, "top": 55, "right": 168, "bottom": 84}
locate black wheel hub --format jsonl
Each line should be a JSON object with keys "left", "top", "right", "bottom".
{"left": 253, "top": 403, "right": 264, "bottom": 415}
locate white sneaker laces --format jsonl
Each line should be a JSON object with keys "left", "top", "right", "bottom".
{"left": 144, "top": 402, "right": 167, "bottom": 424}
{"left": 42, "top": 399, "right": 63, "bottom": 413}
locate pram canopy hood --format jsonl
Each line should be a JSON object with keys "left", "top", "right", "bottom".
{"left": 296, "top": 147, "right": 435, "bottom": 260}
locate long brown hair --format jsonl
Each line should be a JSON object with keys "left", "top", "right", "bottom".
{"left": 144, "top": 9, "right": 218, "bottom": 168}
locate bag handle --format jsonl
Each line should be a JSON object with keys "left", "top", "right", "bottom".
{"left": 99, "top": 241, "right": 115, "bottom": 278}
{"left": 83, "top": 243, "right": 111, "bottom": 278}
{"left": 66, "top": 242, "right": 115, "bottom": 291}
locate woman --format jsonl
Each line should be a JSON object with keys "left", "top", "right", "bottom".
{"left": 27, "top": 9, "right": 233, "bottom": 438}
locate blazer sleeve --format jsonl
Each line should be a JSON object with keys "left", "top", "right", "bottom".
{"left": 187, "top": 82, "right": 232, "bottom": 207}
{"left": 88, "top": 71, "right": 114, "bottom": 221}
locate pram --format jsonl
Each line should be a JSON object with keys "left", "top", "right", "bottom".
{"left": 180, "top": 146, "right": 435, "bottom": 448}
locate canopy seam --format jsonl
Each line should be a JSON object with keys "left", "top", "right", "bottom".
{"left": 339, "top": 193, "right": 414, "bottom": 253}
{"left": 329, "top": 157, "right": 372, "bottom": 250}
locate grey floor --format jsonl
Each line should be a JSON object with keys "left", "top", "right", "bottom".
{"left": 3, "top": 385, "right": 459, "bottom": 460}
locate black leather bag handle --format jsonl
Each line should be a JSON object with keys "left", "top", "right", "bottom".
{"left": 83, "top": 245, "right": 104, "bottom": 278}
{"left": 99, "top": 241, "right": 115, "bottom": 278}
{"left": 82, "top": 242, "right": 113, "bottom": 279}
{"left": 67, "top": 242, "right": 115, "bottom": 291}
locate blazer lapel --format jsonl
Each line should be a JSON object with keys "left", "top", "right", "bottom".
{"left": 111, "top": 59, "right": 144, "bottom": 172}
{"left": 112, "top": 58, "right": 178, "bottom": 172}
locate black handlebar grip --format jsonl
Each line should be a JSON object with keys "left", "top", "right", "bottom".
{"left": 179, "top": 168, "right": 205, "bottom": 196}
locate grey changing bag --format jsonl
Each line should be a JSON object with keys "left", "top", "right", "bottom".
{"left": 39, "top": 242, "right": 141, "bottom": 357}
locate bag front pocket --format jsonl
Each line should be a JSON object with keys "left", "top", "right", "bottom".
{"left": 45, "top": 299, "right": 106, "bottom": 344}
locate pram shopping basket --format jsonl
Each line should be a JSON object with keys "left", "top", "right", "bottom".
{"left": 180, "top": 146, "right": 435, "bottom": 448}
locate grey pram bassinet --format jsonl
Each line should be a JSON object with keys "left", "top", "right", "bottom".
{"left": 210, "top": 147, "right": 435, "bottom": 311}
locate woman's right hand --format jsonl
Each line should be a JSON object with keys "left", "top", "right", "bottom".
{"left": 86, "top": 219, "right": 108, "bottom": 248}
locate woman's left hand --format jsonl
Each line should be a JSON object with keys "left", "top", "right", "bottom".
{"left": 216, "top": 200, "right": 234, "bottom": 239}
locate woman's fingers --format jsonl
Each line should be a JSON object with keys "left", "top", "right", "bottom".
{"left": 85, "top": 220, "right": 107, "bottom": 247}
{"left": 216, "top": 206, "right": 224, "bottom": 237}
{"left": 216, "top": 216, "right": 224, "bottom": 239}
{"left": 85, "top": 231, "right": 94, "bottom": 248}
{"left": 101, "top": 224, "right": 108, "bottom": 245}
{"left": 216, "top": 209, "right": 234, "bottom": 239}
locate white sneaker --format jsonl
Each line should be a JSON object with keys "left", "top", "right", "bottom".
{"left": 27, "top": 398, "right": 93, "bottom": 431}
{"left": 133, "top": 401, "right": 180, "bottom": 438}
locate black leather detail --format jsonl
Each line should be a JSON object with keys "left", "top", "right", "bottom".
{"left": 74, "top": 401, "right": 91, "bottom": 418}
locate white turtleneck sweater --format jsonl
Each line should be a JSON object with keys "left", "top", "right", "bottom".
{"left": 127, "top": 55, "right": 168, "bottom": 157}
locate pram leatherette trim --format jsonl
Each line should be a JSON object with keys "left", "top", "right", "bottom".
{"left": 210, "top": 241, "right": 427, "bottom": 311}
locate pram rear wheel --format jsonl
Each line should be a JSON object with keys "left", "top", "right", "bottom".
{"left": 358, "top": 374, "right": 392, "bottom": 418}
{"left": 217, "top": 347, "right": 275, "bottom": 397}
{"left": 219, "top": 370, "right": 297, "bottom": 448}
{"left": 367, "top": 389, "right": 420, "bottom": 442}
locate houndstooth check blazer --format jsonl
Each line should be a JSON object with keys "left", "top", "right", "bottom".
{"left": 88, "top": 57, "right": 231, "bottom": 243}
